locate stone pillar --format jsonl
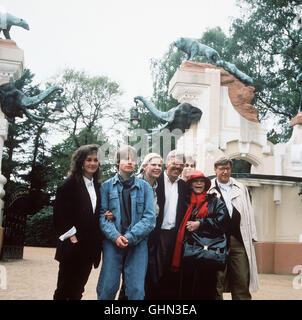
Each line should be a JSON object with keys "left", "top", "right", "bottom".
{"left": 289, "top": 112, "right": 302, "bottom": 175}
{"left": 168, "top": 61, "right": 267, "bottom": 175}
{"left": 0, "top": 39, "right": 24, "bottom": 252}
{"left": 169, "top": 62, "right": 222, "bottom": 173}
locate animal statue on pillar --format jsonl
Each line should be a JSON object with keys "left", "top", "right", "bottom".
{"left": 0, "top": 83, "right": 63, "bottom": 123}
{"left": 0, "top": 11, "right": 29, "bottom": 40}
{"left": 134, "top": 96, "right": 202, "bottom": 133}
{"left": 173, "top": 37, "right": 253, "bottom": 85}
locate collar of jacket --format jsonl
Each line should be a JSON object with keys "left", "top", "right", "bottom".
{"left": 209, "top": 177, "right": 241, "bottom": 192}
{"left": 112, "top": 173, "right": 141, "bottom": 189}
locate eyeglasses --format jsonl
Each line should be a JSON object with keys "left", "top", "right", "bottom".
{"left": 216, "top": 166, "right": 231, "bottom": 172}
{"left": 185, "top": 164, "right": 195, "bottom": 168}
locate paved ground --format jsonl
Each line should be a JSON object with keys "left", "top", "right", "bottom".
{"left": 0, "top": 246, "right": 301, "bottom": 300}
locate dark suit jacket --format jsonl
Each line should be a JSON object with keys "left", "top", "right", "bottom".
{"left": 53, "top": 176, "right": 102, "bottom": 268}
{"left": 152, "top": 172, "right": 189, "bottom": 244}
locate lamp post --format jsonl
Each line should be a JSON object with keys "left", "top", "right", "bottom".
{"left": 52, "top": 91, "right": 65, "bottom": 115}
{"left": 130, "top": 98, "right": 141, "bottom": 127}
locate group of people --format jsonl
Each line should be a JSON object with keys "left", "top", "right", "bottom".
{"left": 52, "top": 143, "right": 258, "bottom": 300}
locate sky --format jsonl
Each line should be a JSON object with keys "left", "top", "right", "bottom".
{"left": 0, "top": 0, "right": 241, "bottom": 107}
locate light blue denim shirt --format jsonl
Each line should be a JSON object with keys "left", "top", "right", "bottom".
{"left": 99, "top": 173, "right": 156, "bottom": 246}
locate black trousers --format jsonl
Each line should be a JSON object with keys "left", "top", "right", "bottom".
{"left": 180, "top": 257, "right": 217, "bottom": 300}
{"left": 144, "top": 241, "right": 160, "bottom": 300}
{"left": 53, "top": 256, "right": 93, "bottom": 300}
{"left": 156, "top": 228, "right": 180, "bottom": 300}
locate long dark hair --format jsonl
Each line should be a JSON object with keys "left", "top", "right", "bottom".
{"left": 68, "top": 144, "right": 101, "bottom": 184}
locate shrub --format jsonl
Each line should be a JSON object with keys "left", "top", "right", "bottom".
{"left": 25, "top": 206, "right": 57, "bottom": 247}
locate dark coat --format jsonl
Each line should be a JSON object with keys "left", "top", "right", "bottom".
{"left": 53, "top": 176, "right": 102, "bottom": 268}
{"left": 195, "top": 193, "right": 230, "bottom": 238}
{"left": 179, "top": 193, "right": 230, "bottom": 299}
{"left": 151, "top": 172, "right": 189, "bottom": 245}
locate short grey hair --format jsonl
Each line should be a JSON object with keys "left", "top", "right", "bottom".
{"left": 166, "top": 150, "right": 186, "bottom": 164}
{"left": 214, "top": 156, "right": 233, "bottom": 168}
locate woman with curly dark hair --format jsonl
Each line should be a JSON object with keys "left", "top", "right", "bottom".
{"left": 53, "top": 144, "right": 103, "bottom": 300}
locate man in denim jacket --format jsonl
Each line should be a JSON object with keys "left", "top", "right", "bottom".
{"left": 97, "top": 146, "right": 156, "bottom": 300}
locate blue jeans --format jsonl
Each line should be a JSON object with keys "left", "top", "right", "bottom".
{"left": 97, "top": 239, "right": 148, "bottom": 300}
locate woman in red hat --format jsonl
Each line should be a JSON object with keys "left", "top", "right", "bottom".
{"left": 171, "top": 170, "right": 230, "bottom": 300}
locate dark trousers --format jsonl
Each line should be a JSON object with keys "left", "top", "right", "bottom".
{"left": 180, "top": 257, "right": 217, "bottom": 300}
{"left": 216, "top": 235, "right": 251, "bottom": 300}
{"left": 53, "top": 257, "right": 93, "bottom": 300}
{"left": 156, "top": 228, "right": 180, "bottom": 300}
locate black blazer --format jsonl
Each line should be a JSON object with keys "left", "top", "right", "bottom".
{"left": 53, "top": 176, "right": 102, "bottom": 268}
{"left": 152, "top": 172, "right": 189, "bottom": 243}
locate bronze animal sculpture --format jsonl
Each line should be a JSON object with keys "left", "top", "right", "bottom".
{"left": 216, "top": 59, "right": 253, "bottom": 85}
{"left": 0, "top": 11, "right": 29, "bottom": 40}
{"left": 173, "top": 37, "right": 253, "bottom": 85}
{"left": 174, "top": 37, "right": 221, "bottom": 64}
{"left": 0, "top": 83, "right": 63, "bottom": 123}
{"left": 134, "top": 96, "right": 202, "bottom": 132}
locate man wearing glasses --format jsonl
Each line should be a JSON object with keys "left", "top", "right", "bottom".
{"left": 208, "top": 156, "right": 259, "bottom": 300}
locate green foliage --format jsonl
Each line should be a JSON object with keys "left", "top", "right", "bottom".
{"left": 201, "top": 27, "right": 233, "bottom": 61}
{"left": 150, "top": 44, "right": 184, "bottom": 116}
{"left": 145, "top": 27, "right": 235, "bottom": 156}
{"left": 149, "top": 27, "right": 233, "bottom": 131}
{"left": 51, "top": 68, "right": 126, "bottom": 148}
{"left": 48, "top": 126, "right": 116, "bottom": 187}
{"left": 3, "top": 67, "right": 126, "bottom": 247}
{"left": 24, "top": 206, "right": 57, "bottom": 247}
{"left": 3, "top": 69, "right": 59, "bottom": 214}
{"left": 228, "top": 0, "right": 302, "bottom": 142}
{"left": 149, "top": 2, "right": 302, "bottom": 143}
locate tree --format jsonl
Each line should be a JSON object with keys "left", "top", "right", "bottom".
{"left": 2, "top": 69, "right": 40, "bottom": 188}
{"left": 227, "top": 0, "right": 302, "bottom": 142}
{"left": 24, "top": 206, "right": 57, "bottom": 247}
{"left": 46, "top": 68, "right": 127, "bottom": 183}
{"left": 50, "top": 68, "right": 126, "bottom": 148}
{"left": 2, "top": 69, "right": 60, "bottom": 212}
{"left": 149, "top": 2, "right": 302, "bottom": 143}
{"left": 47, "top": 125, "right": 116, "bottom": 190}
{"left": 149, "top": 28, "right": 233, "bottom": 121}
{"left": 145, "top": 27, "right": 234, "bottom": 154}
{"left": 2, "top": 68, "right": 127, "bottom": 247}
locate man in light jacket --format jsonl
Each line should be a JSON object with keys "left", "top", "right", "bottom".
{"left": 208, "top": 156, "right": 259, "bottom": 300}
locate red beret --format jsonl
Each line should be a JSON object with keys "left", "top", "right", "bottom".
{"left": 186, "top": 170, "right": 211, "bottom": 192}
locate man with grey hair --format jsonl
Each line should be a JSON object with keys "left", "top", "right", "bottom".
{"left": 208, "top": 156, "right": 259, "bottom": 300}
{"left": 152, "top": 150, "right": 189, "bottom": 299}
